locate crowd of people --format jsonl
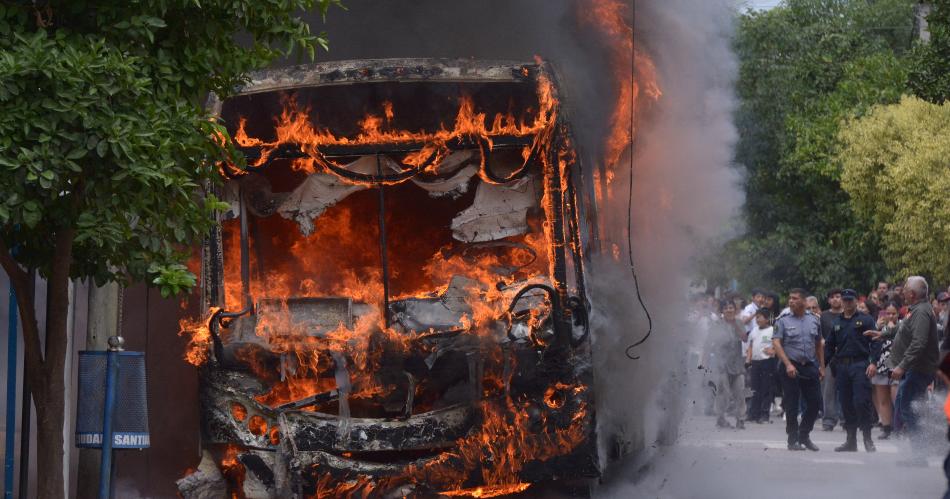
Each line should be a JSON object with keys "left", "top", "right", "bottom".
{"left": 691, "top": 277, "right": 948, "bottom": 466}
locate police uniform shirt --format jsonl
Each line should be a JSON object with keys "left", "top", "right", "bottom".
{"left": 820, "top": 310, "right": 840, "bottom": 341}
{"left": 825, "top": 311, "right": 879, "bottom": 363}
{"left": 774, "top": 311, "right": 821, "bottom": 364}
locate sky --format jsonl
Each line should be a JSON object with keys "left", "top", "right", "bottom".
{"left": 743, "top": 0, "right": 781, "bottom": 9}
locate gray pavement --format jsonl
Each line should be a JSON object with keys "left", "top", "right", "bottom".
{"left": 599, "top": 414, "right": 949, "bottom": 499}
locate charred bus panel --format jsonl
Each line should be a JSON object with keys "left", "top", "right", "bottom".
{"left": 178, "top": 59, "right": 598, "bottom": 498}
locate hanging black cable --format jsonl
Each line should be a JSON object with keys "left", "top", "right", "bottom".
{"left": 624, "top": 2, "right": 653, "bottom": 360}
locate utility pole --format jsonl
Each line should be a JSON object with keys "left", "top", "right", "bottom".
{"left": 76, "top": 283, "right": 120, "bottom": 499}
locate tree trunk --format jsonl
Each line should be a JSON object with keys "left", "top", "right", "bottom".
{"left": 33, "top": 379, "right": 67, "bottom": 499}
{"left": 1, "top": 230, "right": 75, "bottom": 499}
{"left": 32, "top": 229, "right": 76, "bottom": 499}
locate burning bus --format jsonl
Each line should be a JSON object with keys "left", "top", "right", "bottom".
{"left": 177, "top": 58, "right": 602, "bottom": 498}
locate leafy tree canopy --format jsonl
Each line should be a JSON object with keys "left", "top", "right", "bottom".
{"left": 839, "top": 96, "right": 950, "bottom": 284}
{"left": 908, "top": 0, "right": 950, "bottom": 103}
{"left": 0, "top": 3, "right": 343, "bottom": 497}
{"left": 0, "top": 0, "right": 341, "bottom": 295}
{"left": 715, "top": 0, "right": 916, "bottom": 296}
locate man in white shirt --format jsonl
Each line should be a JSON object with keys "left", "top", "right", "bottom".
{"left": 747, "top": 309, "right": 776, "bottom": 423}
{"left": 739, "top": 290, "right": 766, "bottom": 369}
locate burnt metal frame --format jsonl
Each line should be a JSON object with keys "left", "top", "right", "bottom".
{"left": 228, "top": 135, "right": 538, "bottom": 187}
{"left": 196, "top": 58, "right": 600, "bottom": 493}
{"left": 375, "top": 154, "right": 391, "bottom": 328}
{"left": 204, "top": 57, "right": 592, "bottom": 353}
{"left": 221, "top": 139, "right": 560, "bottom": 338}
{"left": 237, "top": 135, "right": 535, "bottom": 163}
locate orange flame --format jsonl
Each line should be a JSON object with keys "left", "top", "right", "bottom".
{"left": 580, "top": 0, "right": 661, "bottom": 171}
{"left": 190, "top": 59, "right": 606, "bottom": 495}
{"left": 440, "top": 483, "right": 532, "bottom": 498}
{"left": 233, "top": 75, "right": 557, "bottom": 180}
{"left": 212, "top": 75, "right": 563, "bottom": 416}
{"left": 178, "top": 307, "right": 220, "bottom": 366}
{"left": 218, "top": 445, "right": 246, "bottom": 497}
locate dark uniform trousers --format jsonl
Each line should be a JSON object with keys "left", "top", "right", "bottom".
{"left": 833, "top": 358, "right": 873, "bottom": 432}
{"left": 749, "top": 357, "right": 777, "bottom": 421}
{"left": 780, "top": 360, "right": 821, "bottom": 442}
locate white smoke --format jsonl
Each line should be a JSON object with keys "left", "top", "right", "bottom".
{"left": 590, "top": 0, "right": 742, "bottom": 495}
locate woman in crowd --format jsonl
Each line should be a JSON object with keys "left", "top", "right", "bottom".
{"left": 871, "top": 302, "right": 901, "bottom": 439}
{"left": 763, "top": 292, "right": 780, "bottom": 322}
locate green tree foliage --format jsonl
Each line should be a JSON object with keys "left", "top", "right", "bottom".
{"left": 839, "top": 97, "right": 950, "bottom": 283}
{"left": 0, "top": 1, "right": 341, "bottom": 289}
{"left": 0, "top": 2, "right": 340, "bottom": 497}
{"left": 908, "top": 0, "right": 950, "bottom": 102}
{"left": 719, "top": 0, "right": 916, "bottom": 295}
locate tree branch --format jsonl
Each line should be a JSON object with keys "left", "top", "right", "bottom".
{"left": 0, "top": 238, "right": 45, "bottom": 379}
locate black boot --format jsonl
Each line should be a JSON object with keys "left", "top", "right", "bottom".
{"left": 835, "top": 428, "right": 858, "bottom": 452}
{"left": 800, "top": 435, "right": 819, "bottom": 451}
{"left": 863, "top": 429, "right": 876, "bottom": 453}
{"left": 735, "top": 418, "right": 745, "bottom": 430}
{"left": 879, "top": 425, "right": 892, "bottom": 440}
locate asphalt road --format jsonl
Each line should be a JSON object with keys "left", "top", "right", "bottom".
{"left": 597, "top": 414, "right": 949, "bottom": 499}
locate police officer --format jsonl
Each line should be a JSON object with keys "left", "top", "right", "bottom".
{"left": 825, "top": 289, "right": 879, "bottom": 452}
{"left": 773, "top": 288, "right": 825, "bottom": 451}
